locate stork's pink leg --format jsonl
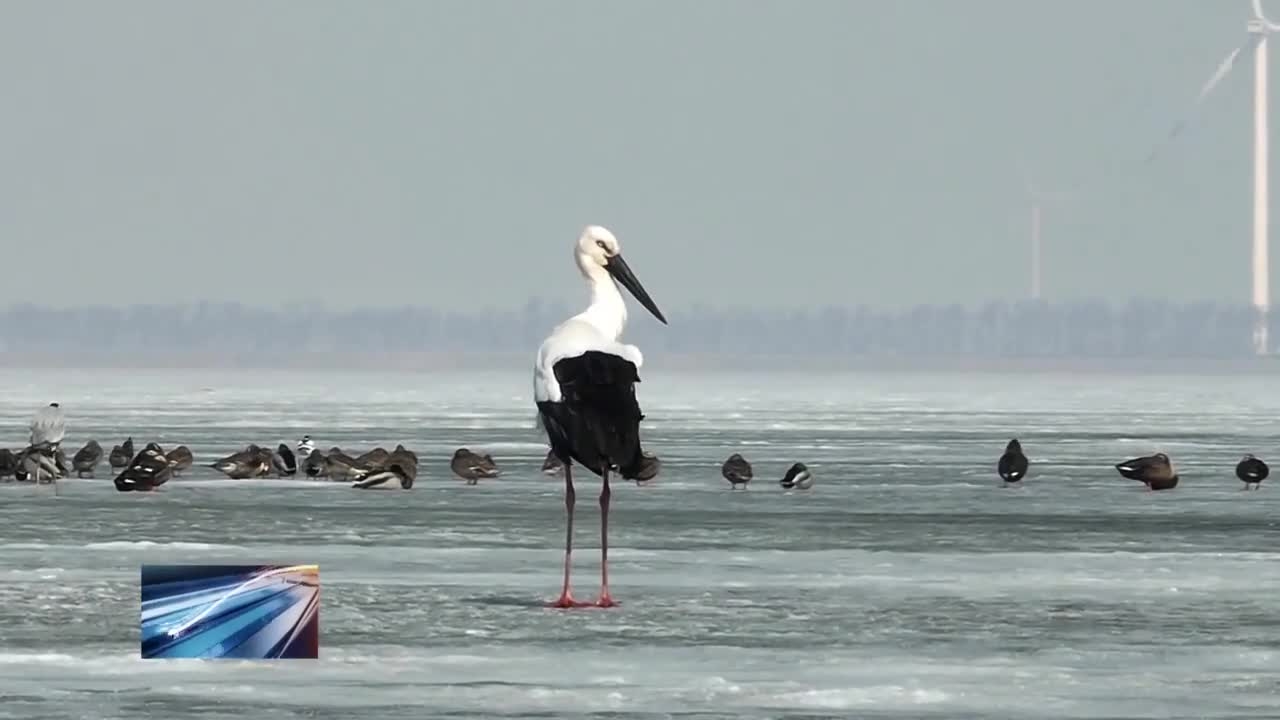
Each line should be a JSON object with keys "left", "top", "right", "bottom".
{"left": 549, "top": 463, "right": 588, "bottom": 608}
{"left": 594, "top": 471, "right": 618, "bottom": 607}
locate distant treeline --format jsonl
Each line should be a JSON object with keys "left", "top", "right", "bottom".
{"left": 0, "top": 299, "right": 1271, "bottom": 360}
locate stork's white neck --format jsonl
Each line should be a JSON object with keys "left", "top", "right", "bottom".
{"left": 574, "top": 251, "right": 627, "bottom": 341}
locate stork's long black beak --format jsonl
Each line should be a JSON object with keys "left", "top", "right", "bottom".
{"left": 605, "top": 254, "right": 667, "bottom": 325}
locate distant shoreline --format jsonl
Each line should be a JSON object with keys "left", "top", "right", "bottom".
{"left": 0, "top": 352, "right": 1277, "bottom": 374}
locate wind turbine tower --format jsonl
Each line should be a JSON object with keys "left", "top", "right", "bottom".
{"left": 1250, "top": 6, "right": 1272, "bottom": 355}
{"left": 1020, "top": 175, "right": 1065, "bottom": 302}
{"left": 1030, "top": 200, "right": 1042, "bottom": 300}
{"left": 1165, "top": 2, "right": 1280, "bottom": 354}
{"left": 1019, "top": 162, "right": 1058, "bottom": 301}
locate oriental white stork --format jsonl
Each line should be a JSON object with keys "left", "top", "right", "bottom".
{"left": 533, "top": 225, "right": 667, "bottom": 608}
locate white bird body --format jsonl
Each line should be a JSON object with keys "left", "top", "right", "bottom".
{"left": 533, "top": 230, "right": 645, "bottom": 405}
{"left": 29, "top": 403, "right": 65, "bottom": 449}
{"left": 535, "top": 318, "right": 643, "bottom": 405}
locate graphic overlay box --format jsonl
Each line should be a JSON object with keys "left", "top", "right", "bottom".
{"left": 140, "top": 564, "right": 320, "bottom": 659}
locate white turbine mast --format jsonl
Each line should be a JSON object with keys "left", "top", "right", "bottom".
{"left": 1031, "top": 192, "right": 1042, "bottom": 300}
{"left": 1250, "top": 0, "right": 1277, "bottom": 355}
{"left": 1018, "top": 160, "right": 1070, "bottom": 302}
{"left": 1150, "top": 1, "right": 1277, "bottom": 354}
{"left": 1026, "top": 179, "right": 1047, "bottom": 301}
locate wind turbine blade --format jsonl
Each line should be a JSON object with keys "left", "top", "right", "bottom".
{"left": 1144, "top": 120, "right": 1189, "bottom": 164}
{"left": 1145, "top": 38, "right": 1258, "bottom": 165}
{"left": 1254, "top": 0, "right": 1280, "bottom": 31}
{"left": 1193, "top": 43, "right": 1248, "bottom": 104}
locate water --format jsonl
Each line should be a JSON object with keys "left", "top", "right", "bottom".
{"left": 0, "top": 367, "right": 1278, "bottom": 719}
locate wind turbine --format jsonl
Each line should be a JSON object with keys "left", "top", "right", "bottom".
{"left": 1030, "top": 193, "right": 1043, "bottom": 300}
{"left": 1018, "top": 163, "right": 1070, "bottom": 301}
{"left": 1250, "top": 0, "right": 1276, "bottom": 355}
{"left": 1151, "top": 1, "right": 1277, "bottom": 354}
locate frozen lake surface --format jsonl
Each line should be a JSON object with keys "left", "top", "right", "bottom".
{"left": 0, "top": 367, "right": 1277, "bottom": 719}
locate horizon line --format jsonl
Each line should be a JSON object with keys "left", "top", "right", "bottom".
{"left": 0, "top": 297, "right": 1271, "bottom": 313}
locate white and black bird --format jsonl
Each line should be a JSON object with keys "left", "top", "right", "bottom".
{"left": 997, "top": 439, "right": 1029, "bottom": 486}
{"left": 780, "top": 462, "right": 814, "bottom": 490}
{"left": 533, "top": 225, "right": 667, "bottom": 609}
{"left": 1236, "top": 454, "right": 1268, "bottom": 490}
{"left": 113, "top": 442, "right": 172, "bottom": 492}
{"left": 297, "top": 435, "right": 316, "bottom": 459}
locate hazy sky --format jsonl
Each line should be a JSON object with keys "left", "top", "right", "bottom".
{"left": 0, "top": 1, "right": 1268, "bottom": 310}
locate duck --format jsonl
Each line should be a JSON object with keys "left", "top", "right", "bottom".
{"left": 53, "top": 447, "right": 70, "bottom": 478}
{"left": 352, "top": 445, "right": 419, "bottom": 490}
{"left": 633, "top": 452, "right": 661, "bottom": 485}
{"left": 722, "top": 453, "right": 753, "bottom": 489}
{"left": 273, "top": 443, "right": 298, "bottom": 476}
{"left": 303, "top": 449, "right": 328, "bottom": 478}
{"left": 114, "top": 443, "right": 172, "bottom": 492}
{"left": 451, "top": 448, "right": 499, "bottom": 485}
{"left": 165, "top": 445, "right": 194, "bottom": 476}
{"left": 72, "top": 440, "right": 104, "bottom": 478}
{"left": 1115, "top": 452, "right": 1179, "bottom": 491}
{"left": 323, "top": 448, "right": 363, "bottom": 481}
{"left": 0, "top": 448, "right": 17, "bottom": 480}
{"left": 16, "top": 446, "right": 59, "bottom": 484}
{"left": 780, "top": 462, "right": 814, "bottom": 490}
{"left": 998, "top": 439, "right": 1029, "bottom": 486}
{"left": 1236, "top": 454, "right": 1268, "bottom": 490}
{"left": 210, "top": 444, "right": 272, "bottom": 479}
{"left": 108, "top": 438, "right": 134, "bottom": 471}
{"left": 354, "top": 448, "right": 390, "bottom": 472}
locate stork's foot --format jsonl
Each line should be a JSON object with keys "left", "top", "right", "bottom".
{"left": 548, "top": 592, "right": 591, "bottom": 609}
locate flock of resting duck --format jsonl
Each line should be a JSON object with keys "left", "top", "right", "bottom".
{"left": 1, "top": 432, "right": 496, "bottom": 492}
{"left": 1, "top": 405, "right": 1269, "bottom": 493}
{"left": 0, "top": 430, "right": 816, "bottom": 493}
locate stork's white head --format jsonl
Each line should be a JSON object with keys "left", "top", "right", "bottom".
{"left": 572, "top": 225, "right": 667, "bottom": 325}
{"left": 575, "top": 225, "right": 621, "bottom": 272}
